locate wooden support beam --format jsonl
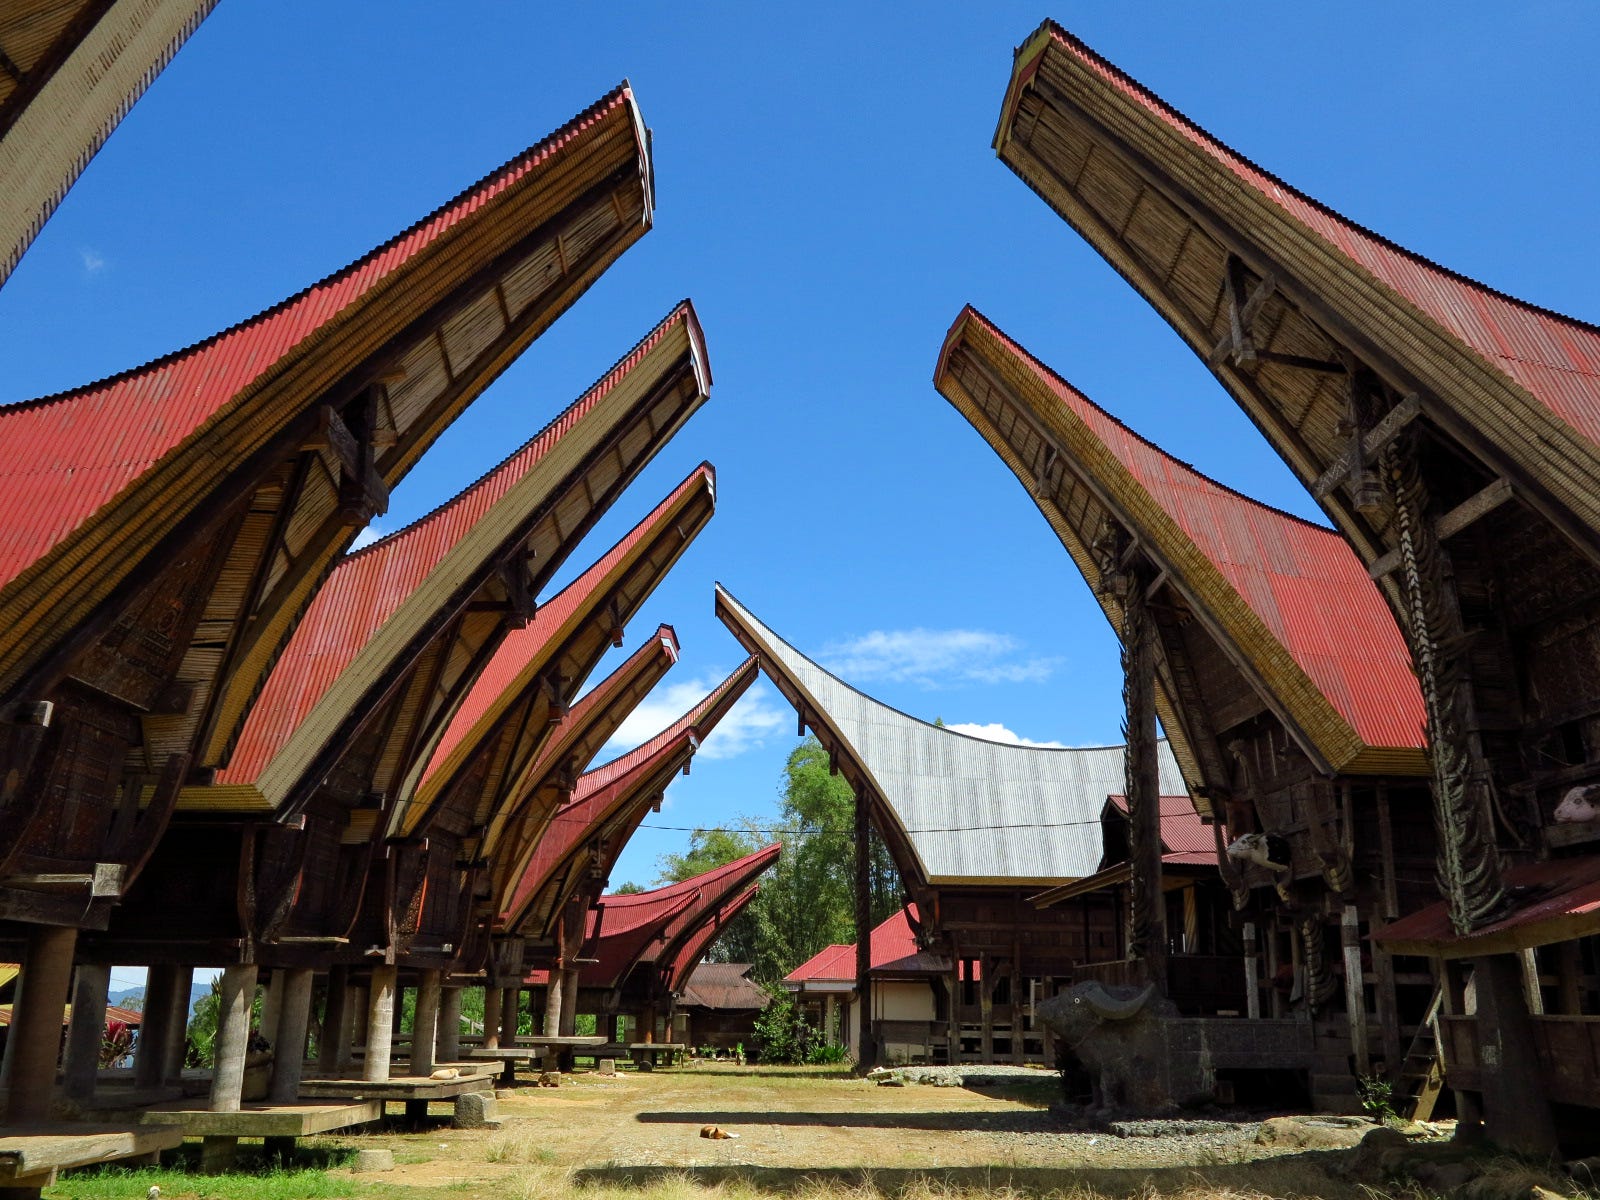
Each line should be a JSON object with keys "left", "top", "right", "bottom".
{"left": 1368, "top": 477, "right": 1515, "bottom": 577}
{"left": 1313, "top": 395, "right": 1423, "bottom": 498}
{"left": 854, "top": 783, "right": 874, "bottom": 1071}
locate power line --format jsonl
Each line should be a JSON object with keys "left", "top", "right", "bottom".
{"left": 636, "top": 816, "right": 1114, "bottom": 836}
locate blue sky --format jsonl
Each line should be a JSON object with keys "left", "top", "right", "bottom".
{"left": 5, "top": 1, "right": 1597, "bottom": 940}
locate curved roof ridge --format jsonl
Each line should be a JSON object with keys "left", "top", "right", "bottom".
{"left": 1016, "top": 21, "right": 1600, "bottom": 340}
{"left": 2, "top": 84, "right": 639, "bottom": 416}
{"left": 345, "top": 300, "right": 700, "bottom": 564}
{"left": 665, "top": 881, "right": 764, "bottom": 990}
{"left": 948, "top": 305, "right": 1337, "bottom": 537}
{"left": 574, "top": 655, "right": 759, "bottom": 796}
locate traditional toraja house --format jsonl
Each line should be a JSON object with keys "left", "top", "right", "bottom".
{"left": 1031, "top": 796, "right": 1244, "bottom": 1018}
{"left": 716, "top": 585, "right": 1186, "bottom": 1068}
{"left": 526, "top": 844, "right": 778, "bottom": 1051}
{"left": 784, "top": 906, "right": 948, "bottom": 1065}
{"left": 396, "top": 629, "right": 680, "bottom": 1072}
{"left": 502, "top": 660, "right": 761, "bottom": 1041}
{"left": 676, "top": 963, "right": 768, "bottom": 1055}
{"left": 0, "top": 0, "right": 216, "bottom": 290}
{"left": 74, "top": 353, "right": 708, "bottom": 1141}
{"left": 935, "top": 310, "right": 1437, "bottom": 1109}
{"left": 0, "top": 85, "right": 654, "bottom": 1140}
{"left": 992, "top": 20, "right": 1600, "bottom": 1149}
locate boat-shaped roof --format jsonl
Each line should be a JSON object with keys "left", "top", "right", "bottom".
{"left": 716, "top": 586, "right": 1184, "bottom": 886}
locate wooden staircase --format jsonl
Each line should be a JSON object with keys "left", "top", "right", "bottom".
{"left": 1395, "top": 987, "right": 1446, "bottom": 1121}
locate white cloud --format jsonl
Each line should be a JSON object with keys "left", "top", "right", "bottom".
{"left": 602, "top": 675, "right": 785, "bottom": 762}
{"left": 349, "top": 524, "right": 384, "bottom": 550}
{"left": 79, "top": 247, "right": 106, "bottom": 274}
{"left": 943, "top": 721, "right": 1066, "bottom": 749}
{"left": 821, "top": 628, "right": 1059, "bottom": 689}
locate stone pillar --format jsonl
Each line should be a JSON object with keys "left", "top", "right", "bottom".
{"left": 209, "top": 963, "right": 258, "bottom": 1113}
{"left": 412, "top": 969, "right": 441, "bottom": 1077}
{"left": 1243, "top": 923, "right": 1261, "bottom": 1020}
{"left": 543, "top": 974, "right": 564, "bottom": 1037}
{"left": 1340, "top": 905, "right": 1369, "bottom": 1074}
{"left": 854, "top": 782, "right": 874, "bottom": 1070}
{"left": 500, "top": 986, "right": 519, "bottom": 1045}
{"left": 364, "top": 965, "right": 398, "bottom": 1083}
{"left": 135, "top": 965, "right": 183, "bottom": 1090}
{"left": 437, "top": 986, "right": 462, "bottom": 1063}
{"left": 259, "top": 968, "right": 285, "bottom": 1047}
{"left": 318, "top": 965, "right": 348, "bottom": 1074}
{"left": 482, "top": 985, "right": 503, "bottom": 1050}
{"left": 5, "top": 925, "right": 76, "bottom": 1123}
{"left": 1473, "top": 953, "right": 1557, "bottom": 1154}
{"left": 268, "top": 968, "right": 313, "bottom": 1103}
{"left": 62, "top": 962, "right": 112, "bottom": 1103}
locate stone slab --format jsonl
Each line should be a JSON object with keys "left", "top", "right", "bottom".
{"left": 0, "top": 1125, "right": 183, "bottom": 1184}
{"left": 297, "top": 1074, "right": 493, "bottom": 1101}
{"left": 137, "top": 1098, "right": 381, "bottom": 1138}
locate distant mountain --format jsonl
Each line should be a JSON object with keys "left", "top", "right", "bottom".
{"left": 107, "top": 983, "right": 210, "bottom": 1020}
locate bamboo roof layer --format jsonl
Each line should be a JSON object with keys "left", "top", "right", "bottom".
{"left": 0, "top": 0, "right": 216, "bottom": 290}
{"left": 994, "top": 21, "right": 1600, "bottom": 564}
{"left": 504, "top": 657, "right": 760, "bottom": 936}
{"left": 934, "top": 308, "right": 1427, "bottom": 783}
{"left": 0, "top": 84, "right": 655, "bottom": 770}
{"left": 203, "top": 305, "right": 710, "bottom": 813}
{"left": 715, "top": 585, "right": 1185, "bottom": 886}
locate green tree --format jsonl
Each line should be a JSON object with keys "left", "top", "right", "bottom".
{"left": 655, "top": 736, "right": 903, "bottom": 986}
{"left": 612, "top": 881, "right": 646, "bottom": 894}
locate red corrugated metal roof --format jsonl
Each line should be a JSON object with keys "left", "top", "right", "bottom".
{"left": 1373, "top": 856, "right": 1600, "bottom": 957}
{"left": 0, "top": 85, "right": 644, "bottom": 595}
{"left": 785, "top": 905, "right": 944, "bottom": 983}
{"left": 952, "top": 309, "right": 1424, "bottom": 752}
{"left": 1106, "top": 794, "right": 1217, "bottom": 866}
{"left": 422, "top": 466, "right": 709, "bottom": 784}
{"left": 664, "top": 882, "right": 763, "bottom": 993}
{"left": 221, "top": 307, "right": 698, "bottom": 785}
{"left": 505, "top": 658, "right": 761, "bottom": 921}
{"left": 1015, "top": 23, "right": 1600, "bottom": 450}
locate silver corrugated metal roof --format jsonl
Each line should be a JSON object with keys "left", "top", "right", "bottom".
{"left": 716, "top": 587, "right": 1185, "bottom": 885}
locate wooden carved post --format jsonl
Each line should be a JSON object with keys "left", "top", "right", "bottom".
{"left": 1121, "top": 569, "right": 1166, "bottom": 992}
{"left": 854, "top": 780, "right": 874, "bottom": 1070}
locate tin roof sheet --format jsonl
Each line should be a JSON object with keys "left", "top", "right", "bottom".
{"left": 1106, "top": 794, "right": 1216, "bottom": 866}
{"left": 716, "top": 587, "right": 1183, "bottom": 885}
{"left": 679, "top": 962, "right": 768, "bottom": 1011}
{"left": 785, "top": 906, "right": 945, "bottom": 984}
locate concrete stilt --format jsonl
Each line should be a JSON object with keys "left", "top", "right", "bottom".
{"left": 6, "top": 924, "right": 77, "bottom": 1123}
{"left": 437, "top": 986, "right": 461, "bottom": 1064}
{"left": 209, "top": 963, "right": 258, "bottom": 1113}
{"left": 268, "top": 968, "right": 314, "bottom": 1103}
{"left": 62, "top": 962, "right": 112, "bottom": 1103}
{"left": 135, "top": 965, "right": 181, "bottom": 1090}
{"left": 200, "top": 1134, "right": 239, "bottom": 1173}
{"left": 412, "top": 970, "right": 441, "bottom": 1077}
{"left": 482, "top": 985, "right": 502, "bottom": 1050}
{"left": 364, "top": 966, "right": 397, "bottom": 1083}
{"left": 162, "top": 966, "right": 195, "bottom": 1085}
{"left": 319, "top": 965, "right": 348, "bottom": 1074}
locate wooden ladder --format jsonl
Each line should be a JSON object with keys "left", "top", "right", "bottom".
{"left": 1396, "top": 986, "right": 1446, "bottom": 1121}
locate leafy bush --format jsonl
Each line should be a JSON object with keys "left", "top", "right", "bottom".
{"left": 1357, "top": 1073, "right": 1400, "bottom": 1124}
{"left": 752, "top": 990, "right": 844, "bottom": 1064}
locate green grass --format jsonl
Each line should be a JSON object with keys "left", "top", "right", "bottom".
{"left": 44, "top": 1164, "right": 357, "bottom": 1200}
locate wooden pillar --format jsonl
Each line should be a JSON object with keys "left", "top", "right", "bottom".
{"left": 1243, "top": 923, "right": 1261, "bottom": 1020}
{"left": 348, "top": 983, "right": 369, "bottom": 1062}
{"left": 268, "top": 968, "right": 313, "bottom": 1103}
{"left": 259, "top": 969, "right": 285, "bottom": 1046}
{"left": 1373, "top": 945, "right": 1404, "bottom": 1074}
{"left": 209, "top": 963, "right": 258, "bottom": 1113}
{"left": 62, "top": 963, "right": 112, "bottom": 1103}
{"left": 437, "top": 986, "right": 462, "bottom": 1063}
{"left": 318, "top": 965, "right": 348, "bottom": 1074}
{"left": 1121, "top": 576, "right": 1166, "bottom": 993}
{"left": 135, "top": 964, "right": 183, "bottom": 1090}
{"left": 854, "top": 782, "right": 874, "bottom": 1070}
{"left": 500, "top": 986, "right": 519, "bottom": 1045}
{"left": 1472, "top": 953, "right": 1557, "bottom": 1154}
{"left": 1519, "top": 948, "right": 1545, "bottom": 1015}
{"left": 1010, "top": 962, "right": 1024, "bottom": 1065}
{"left": 412, "top": 969, "right": 441, "bottom": 1077}
{"left": 482, "top": 985, "right": 503, "bottom": 1050}
{"left": 1265, "top": 925, "right": 1284, "bottom": 1018}
{"left": 559, "top": 969, "right": 580, "bottom": 1038}
{"left": 543, "top": 976, "right": 563, "bottom": 1037}
{"left": 5, "top": 925, "right": 76, "bottom": 1122}
{"left": 1557, "top": 941, "right": 1584, "bottom": 1015}
{"left": 1341, "top": 905, "right": 1369, "bottom": 1074}
{"left": 364, "top": 965, "right": 397, "bottom": 1083}
{"left": 979, "top": 959, "right": 994, "bottom": 1064}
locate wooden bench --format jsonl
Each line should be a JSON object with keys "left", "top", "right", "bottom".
{"left": 0, "top": 1125, "right": 183, "bottom": 1192}
{"left": 467, "top": 1036, "right": 607, "bottom": 1084}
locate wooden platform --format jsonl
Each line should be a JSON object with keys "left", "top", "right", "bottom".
{"left": 590, "top": 1042, "right": 689, "bottom": 1067}
{"left": 0, "top": 1125, "right": 183, "bottom": 1187}
{"left": 136, "top": 1098, "right": 381, "bottom": 1138}
{"left": 469, "top": 1036, "right": 607, "bottom": 1082}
